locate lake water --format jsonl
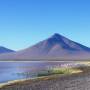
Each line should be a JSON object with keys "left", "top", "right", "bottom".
{"left": 0, "top": 61, "right": 83, "bottom": 84}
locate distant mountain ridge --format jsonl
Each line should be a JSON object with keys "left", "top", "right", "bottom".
{"left": 0, "top": 46, "right": 15, "bottom": 54}
{"left": 0, "top": 33, "right": 90, "bottom": 60}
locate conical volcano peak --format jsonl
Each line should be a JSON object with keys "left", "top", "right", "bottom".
{"left": 49, "top": 33, "right": 66, "bottom": 42}
{"left": 51, "top": 33, "right": 64, "bottom": 39}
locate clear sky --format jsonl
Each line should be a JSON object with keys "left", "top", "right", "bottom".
{"left": 0, "top": 0, "right": 90, "bottom": 50}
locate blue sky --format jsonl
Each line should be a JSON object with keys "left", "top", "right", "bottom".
{"left": 0, "top": 0, "right": 90, "bottom": 50}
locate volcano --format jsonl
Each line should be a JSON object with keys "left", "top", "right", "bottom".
{"left": 0, "top": 33, "right": 90, "bottom": 60}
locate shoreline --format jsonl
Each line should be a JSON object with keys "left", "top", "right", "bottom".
{"left": 0, "top": 71, "right": 85, "bottom": 89}
{"left": 0, "top": 74, "right": 65, "bottom": 87}
{"left": 0, "top": 64, "right": 90, "bottom": 90}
